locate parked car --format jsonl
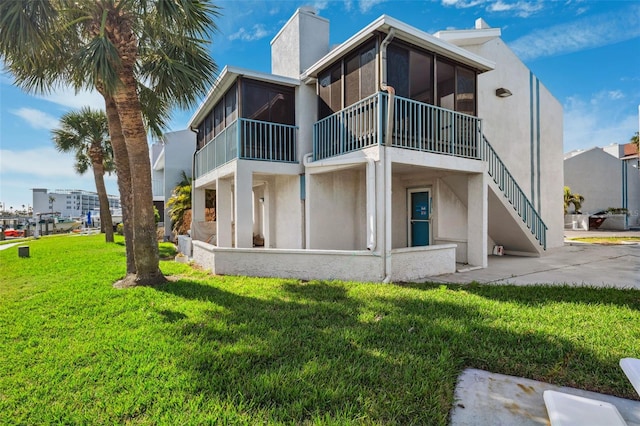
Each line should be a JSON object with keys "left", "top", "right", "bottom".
{"left": 3, "top": 228, "right": 25, "bottom": 238}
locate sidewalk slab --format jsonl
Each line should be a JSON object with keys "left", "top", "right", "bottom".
{"left": 433, "top": 244, "right": 640, "bottom": 289}
{"left": 450, "top": 369, "right": 640, "bottom": 426}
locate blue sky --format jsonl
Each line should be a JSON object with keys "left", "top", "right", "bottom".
{"left": 1, "top": 0, "right": 639, "bottom": 211}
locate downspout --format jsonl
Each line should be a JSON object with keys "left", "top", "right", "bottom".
{"left": 304, "top": 154, "right": 376, "bottom": 251}
{"left": 380, "top": 29, "right": 395, "bottom": 283}
{"left": 189, "top": 127, "right": 199, "bottom": 239}
{"left": 380, "top": 29, "right": 396, "bottom": 147}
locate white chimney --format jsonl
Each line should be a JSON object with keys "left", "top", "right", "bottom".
{"left": 271, "top": 7, "right": 330, "bottom": 78}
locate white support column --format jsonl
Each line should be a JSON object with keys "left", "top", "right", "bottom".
{"left": 304, "top": 171, "right": 313, "bottom": 249}
{"left": 216, "top": 177, "right": 232, "bottom": 247}
{"left": 263, "top": 183, "right": 272, "bottom": 248}
{"left": 467, "top": 173, "right": 488, "bottom": 268}
{"left": 192, "top": 186, "right": 206, "bottom": 224}
{"left": 382, "top": 150, "right": 392, "bottom": 280}
{"left": 234, "top": 166, "right": 253, "bottom": 248}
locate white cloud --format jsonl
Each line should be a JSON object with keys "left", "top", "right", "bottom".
{"left": 487, "top": 1, "right": 543, "bottom": 18}
{"left": 359, "top": 0, "right": 386, "bottom": 13}
{"left": 441, "top": 0, "right": 486, "bottom": 9}
{"left": 563, "top": 91, "right": 639, "bottom": 153}
{"left": 0, "top": 147, "right": 78, "bottom": 178}
{"left": 9, "top": 108, "right": 59, "bottom": 130}
{"left": 510, "top": 5, "right": 640, "bottom": 61}
{"left": 228, "top": 24, "right": 269, "bottom": 42}
{"left": 37, "top": 87, "right": 104, "bottom": 110}
{"left": 312, "top": 1, "right": 329, "bottom": 11}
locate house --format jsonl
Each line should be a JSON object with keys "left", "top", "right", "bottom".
{"left": 150, "top": 129, "right": 196, "bottom": 240}
{"left": 187, "top": 8, "right": 564, "bottom": 282}
{"left": 564, "top": 142, "right": 640, "bottom": 228}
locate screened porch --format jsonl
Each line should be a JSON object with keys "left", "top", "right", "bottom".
{"left": 313, "top": 92, "right": 482, "bottom": 161}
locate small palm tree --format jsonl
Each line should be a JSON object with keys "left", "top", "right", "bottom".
{"left": 166, "top": 171, "right": 192, "bottom": 235}
{"left": 52, "top": 107, "right": 115, "bottom": 242}
{"left": 631, "top": 132, "right": 639, "bottom": 150}
{"left": 564, "top": 186, "right": 585, "bottom": 215}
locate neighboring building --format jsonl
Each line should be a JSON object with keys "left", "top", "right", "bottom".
{"left": 32, "top": 188, "right": 120, "bottom": 218}
{"left": 150, "top": 129, "right": 196, "bottom": 240}
{"left": 187, "top": 8, "right": 564, "bottom": 282}
{"left": 564, "top": 142, "right": 640, "bottom": 227}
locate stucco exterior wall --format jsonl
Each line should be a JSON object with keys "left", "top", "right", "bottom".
{"left": 307, "top": 167, "right": 366, "bottom": 250}
{"left": 192, "top": 241, "right": 384, "bottom": 282}
{"left": 158, "top": 130, "right": 196, "bottom": 237}
{"left": 465, "top": 38, "right": 564, "bottom": 249}
{"left": 564, "top": 149, "right": 620, "bottom": 214}
{"left": 274, "top": 174, "right": 303, "bottom": 248}
{"left": 390, "top": 245, "right": 457, "bottom": 280}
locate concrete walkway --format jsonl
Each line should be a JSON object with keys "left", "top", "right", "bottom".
{"left": 433, "top": 231, "right": 640, "bottom": 289}
{"left": 450, "top": 369, "right": 640, "bottom": 426}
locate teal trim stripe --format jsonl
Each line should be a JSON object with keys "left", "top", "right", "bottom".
{"left": 300, "top": 174, "right": 306, "bottom": 200}
{"left": 529, "top": 71, "right": 535, "bottom": 206}
{"left": 536, "top": 78, "right": 541, "bottom": 214}
{"left": 622, "top": 161, "right": 628, "bottom": 209}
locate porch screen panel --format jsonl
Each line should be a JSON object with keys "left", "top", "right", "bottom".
{"left": 197, "top": 122, "right": 205, "bottom": 149}
{"left": 204, "top": 113, "right": 214, "bottom": 143}
{"left": 410, "top": 50, "right": 433, "bottom": 104}
{"left": 387, "top": 45, "right": 409, "bottom": 98}
{"left": 225, "top": 83, "right": 238, "bottom": 125}
{"left": 345, "top": 54, "right": 359, "bottom": 107}
{"left": 360, "top": 45, "right": 376, "bottom": 99}
{"left": 213, "top": 102, "right": 224, "bottom": 136}
{"left": 436, "top": 60, "right": 455, "bottom": 110}
{"left": 319, "top": 64, "right": 342, "bottom": 119}
{"left": 456, "top": 67, "right": 476, "bottom": 116}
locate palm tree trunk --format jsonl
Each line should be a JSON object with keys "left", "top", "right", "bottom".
{"left": 90, "top": 146, "right": 114, "bottom": 242}
{"left": 103, "top": 91, "right": 136, "bottom": 274}
{"left": 113, "top": 65, "right": 165, "bottom": 286}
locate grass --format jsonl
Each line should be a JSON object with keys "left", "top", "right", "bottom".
{"left": 569, "top": 236, "right": 640, "bottom": 245}
{"left": 1, "top": 234, "right": 639, "bottom": 425}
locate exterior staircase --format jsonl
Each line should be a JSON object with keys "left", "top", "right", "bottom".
{"left": 481, "top": 136, "right": 547, "bottom": 252}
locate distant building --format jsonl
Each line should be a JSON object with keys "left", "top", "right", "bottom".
{"left": 32, "top": 188, "right": 120, "bottom": 218}
{"left": 150, "top": 129, "right": 196, "bottom": 239}
{"left": 564, "top": 142, "right": 640, "bottom": 226}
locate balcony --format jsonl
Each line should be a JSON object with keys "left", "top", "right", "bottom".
{"left": 313, "top": 92, "right": 482, "bottom": 161}
{"left": 195, "top": 118, "right": 298, "bottom": 179}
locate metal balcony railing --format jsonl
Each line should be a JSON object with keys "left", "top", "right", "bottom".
{"left": 390, "top": 94, "right": 481, "bottom": 159}
{"left": 195, "top": 118, "right": 298, "bottom": 178}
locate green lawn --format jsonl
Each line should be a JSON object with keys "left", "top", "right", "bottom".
{"left": 1, "top": 235, "right": 639, "bottom": 425}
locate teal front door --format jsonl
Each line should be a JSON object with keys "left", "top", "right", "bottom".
{"left": 409, "top": 190, "right": 431, "bottom": 247}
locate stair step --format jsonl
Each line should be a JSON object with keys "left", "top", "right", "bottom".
{"left": 543, "top": 390, "right": 627, "bottom": 426}
{"left": 620, "top": 358, "right": 640, "bottom": 397}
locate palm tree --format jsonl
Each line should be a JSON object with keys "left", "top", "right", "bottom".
{"left": 631, "top": 132, "right": 639, "bottom": 150}
{"left": 52, "top": 107, "right": 115, "bottom": 242}
{"left": 1, "top": 0, "right": 219, "bottom": 286}
{"left": 564, "top": 186, "right": 584, "bottom": 215}
{"left": 166, "top": 171, "right": 192, "bottom": 235}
